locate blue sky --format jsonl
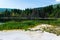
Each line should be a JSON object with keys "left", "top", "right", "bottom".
{"left": 0, "top": 0, "right": 60, "bottom": 9}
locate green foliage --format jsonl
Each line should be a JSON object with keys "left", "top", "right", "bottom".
{"left": 0, "top": 20, "right": 40, "bottom": 30}
{"left": 0, "top": 19, "right": 60, "bottom": 30}
{"left": 0, "top": 4, "right": 60, "bottom": 20}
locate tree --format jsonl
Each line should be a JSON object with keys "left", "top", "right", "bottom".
{"left": 4, "top": 9, "right": 11, "bottom": 17}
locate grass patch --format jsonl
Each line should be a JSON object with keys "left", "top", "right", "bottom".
{"left": 0, "top": 20, "right": 41, "bottom": 30}
{"left": 0, "top": 19, "right": 60, "bottom": 30}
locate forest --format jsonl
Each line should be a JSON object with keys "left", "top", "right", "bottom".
{"left": 0, "top": 4, "right": 60, "bottom": 22}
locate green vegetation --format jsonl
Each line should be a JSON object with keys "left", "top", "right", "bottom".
{"left": 0, "top": 20, "right": 40, "bottom": 30}
{"left": 0, "top": 19, "right": 60, "bottom": 30}
{"left": 0, "top": 4, "right": 60, "bottom": 22}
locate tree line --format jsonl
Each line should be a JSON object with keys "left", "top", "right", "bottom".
{"left": 0, "top": 4, "right": 60, "bottom": 20}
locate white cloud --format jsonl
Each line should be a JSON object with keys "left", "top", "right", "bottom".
{"left": 56, "top": 0, "right": 60, "bottom": 2}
